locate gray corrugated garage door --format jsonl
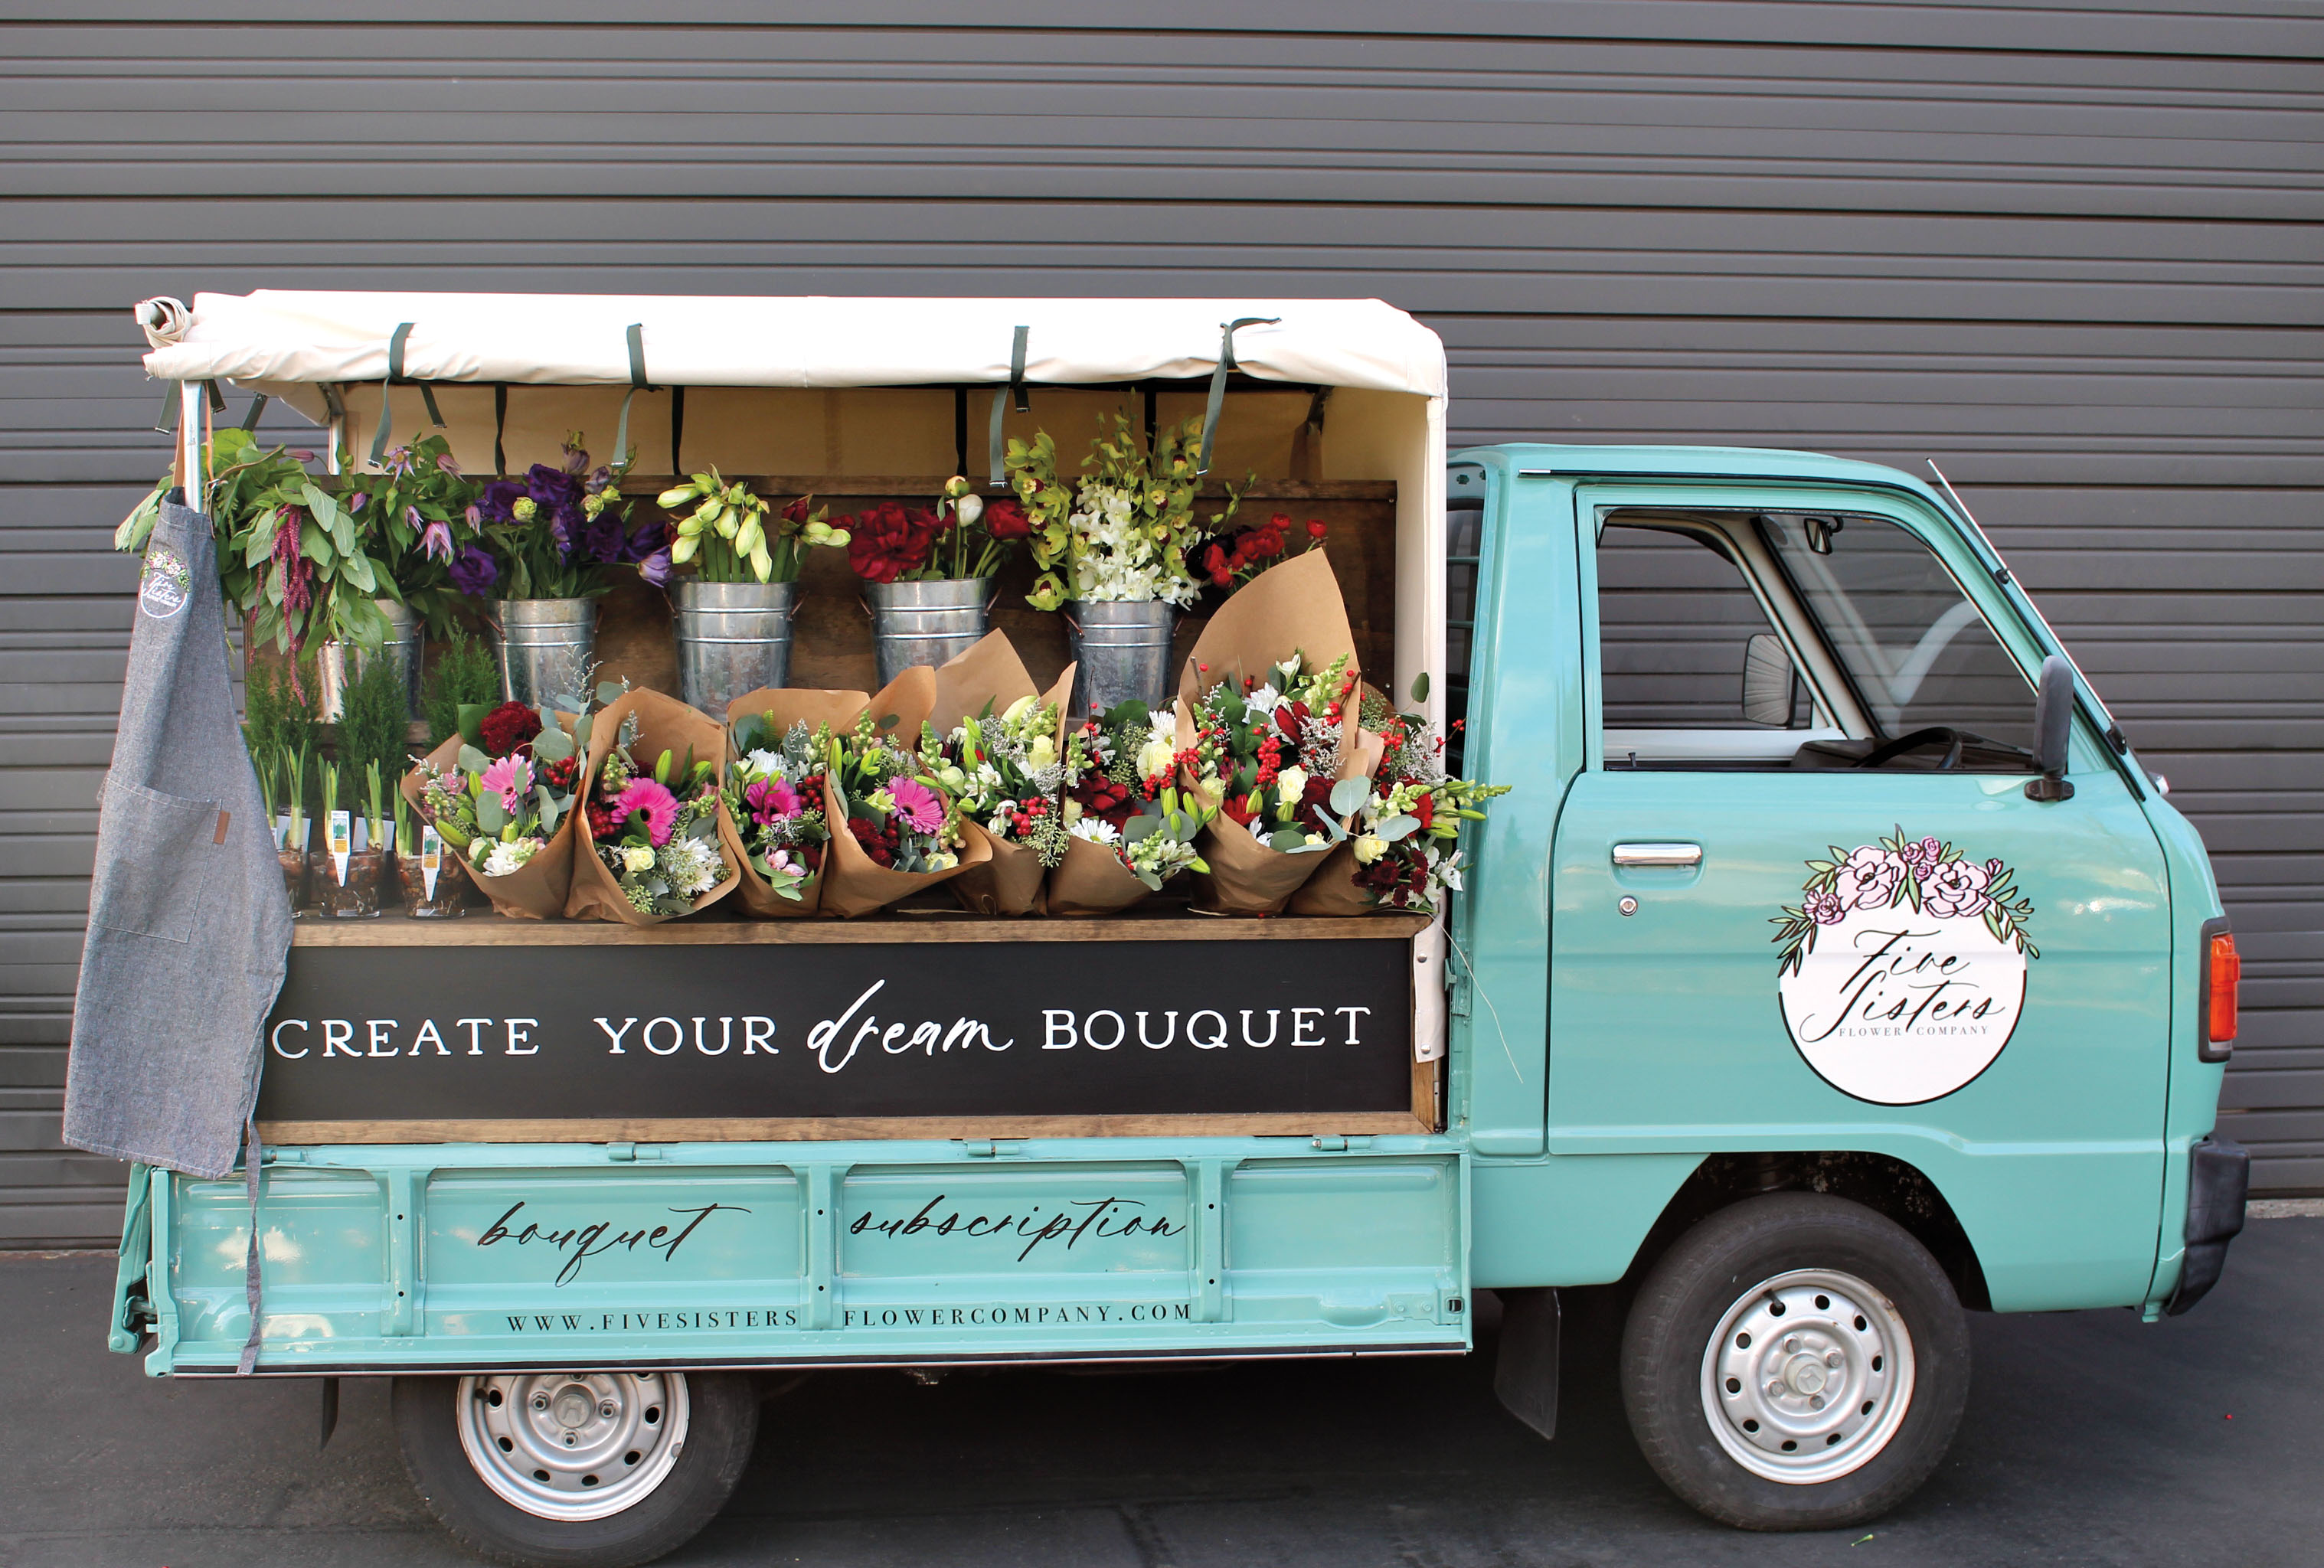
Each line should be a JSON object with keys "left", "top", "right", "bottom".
{"left": 3, "top": 5, "right": 2318, "bottom": 1243}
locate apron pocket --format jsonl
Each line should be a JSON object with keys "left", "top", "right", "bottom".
{"left": 89, "top": 776, "right": 224, "bottom": 945}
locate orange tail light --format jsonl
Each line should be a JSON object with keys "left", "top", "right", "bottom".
{"left": 2207, "top": 932, "right": 2241, "bottom": 1048}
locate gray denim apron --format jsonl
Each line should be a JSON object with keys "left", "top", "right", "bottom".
{"left": 65, "top": 491, "right": 292, "bottom": 1178}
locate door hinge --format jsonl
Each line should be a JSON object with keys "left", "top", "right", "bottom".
{"left": 963, "top": 1139, "right": 1023, "bottom": 1158}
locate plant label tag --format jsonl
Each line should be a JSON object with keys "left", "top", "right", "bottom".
{"left": 329, "top": 809, "right": 352, "bottom": 886}
{"left": 276, "top": 811, "right": 293, "bottom": 851}
{"left": 420, "top": 826, "right": 443, "bottom": 900}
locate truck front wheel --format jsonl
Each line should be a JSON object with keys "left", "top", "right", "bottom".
{"left": 394, "top": 1370, "right": 757, "bottom": 1568}
{"left": 1620, "top": 1194, "right": 1969, "bottom": 1530}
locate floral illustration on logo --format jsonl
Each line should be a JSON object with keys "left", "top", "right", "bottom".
{"left": 1774, "top": 828, "right": 2039, "bottom": 1106}
{"left": 1773, "top": 828, "right": 2037, "bottom": 978}
{"left": 138, "top": 543, "right": 193, "bottom": 619}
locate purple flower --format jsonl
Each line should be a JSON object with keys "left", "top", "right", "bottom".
{"left": 448, "top": 545, "right": 498, "bottom": 596}
{"left": 636, "top": 546, "right": 672, "bottom": 586}
{"left": 421, "top": 517, "right": 456, "bottom": 564}
{"left": 348, "top": 491, "right": 371, "bottom": 514}
{"left": 1922, "top": 858, "right": 1992, "bottom": 919}
{"left": 436, "top": 452, "right": 462, "bottom": 475}
{"left": 1805, "top": 890, "right": 1848, "bottom": 926}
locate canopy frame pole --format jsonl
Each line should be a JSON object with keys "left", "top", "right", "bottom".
{"left": 178, "top": 381, "right": 206, "bottom": 503}
{"left": 321, "top": 384, "right": 346, "bottom": 476}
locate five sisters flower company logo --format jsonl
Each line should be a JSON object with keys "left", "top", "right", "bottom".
{"left": 1773, "top": 828, "right": 2039, "bottom": 1106}
{"left": 138, "top": 543, "right": 192, "bottom": 619}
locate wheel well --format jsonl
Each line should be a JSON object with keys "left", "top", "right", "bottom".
{"left": 1622, "top": 1152, "right": 1992, "bottom": 1313}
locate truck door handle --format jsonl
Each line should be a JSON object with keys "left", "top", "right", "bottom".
{"left": 1612, "top": 842, "right": 1702, "bottom": 867}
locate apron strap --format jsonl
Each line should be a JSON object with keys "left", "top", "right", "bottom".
{"left": 1199, "top": 317, "right": 1279, "bottom": 476}
{"left": 989, "top": 324, "right": 1029, "bottom": 488}
{"left": 235, "top": 1111, "right": 264, "bottom": 1375}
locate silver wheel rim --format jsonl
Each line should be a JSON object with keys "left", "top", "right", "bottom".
{"left": 1699, "top": 1268, "right": 1914, "bottom": 1485}
{"left": 456, "top": 1371, "right": 689, "bottom": 1521}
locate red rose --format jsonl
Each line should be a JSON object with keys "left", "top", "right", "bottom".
{"left": 1413, "top": 792, "right": 1435, "bottom": 830}
{"left": 1306, "top": 518, "right": 1328, "bottom": 541}
{"left": 845, "top": 501, "right": 943, "bottom": 584}
{"left": 479, "top": 700, "right": 543, "bottom": 757}
{"left": 983, "top": 498, "right": 1031, "bottom": 540}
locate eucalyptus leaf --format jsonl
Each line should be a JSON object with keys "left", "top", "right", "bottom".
{"left": 1267, "top": 827, "right": 1309, "bottom": 852}
{"left": 476, "top": 793, "right": 508, "bottom": 834}
{"left": 1409, "top": 671, "right": 1430, "bottom": 704}
{"left": 1123, "top": 814, "right": 1162, "bottom": 844}
{"left": 456, "top": 743, "right": 491, "bottom": 775}
{"left": 597, "top": 681, "right": 624, "bottom": 706}
{"left": 1376, "top": 814, "right": 1421, "bottom": 844}
{"left": 1135, "top": 870, "right": 1163, "bottom": 891}
{"left": 533, "top": 726, "right": 574, "bottom": 763}
{"left": 573, "top": 714, "right": 594, "bottom": 753}
{"left": 1329, "top": 777, "right": 1371, "bottom": 817}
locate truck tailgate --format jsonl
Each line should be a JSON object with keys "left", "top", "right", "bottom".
{"left": 134, "top": 1138, "right": 1469, "bottom": 1374}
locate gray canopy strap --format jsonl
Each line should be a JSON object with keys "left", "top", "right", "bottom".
{"left": 153, "top": 380, "right": 225, "bottom": 436}
{"left": 1198, "top": 317, "right": 1279, "bottom": 475}
{"left": 236, "top": 1111, "right": 264, "bottom": 1374}
{"left": 493, "top": 385, "right": 508, "bottom": 475}
{"left": 671, "top": 387, "right": 686, "bottom": 475}
{"left": 368, "top": 322, "right": 446, "bottom": 467}
{"left": 988, "top": 324, "right": 1029, "bottom": 488}
{"left": 240, "top": 393, "right": 269, "bottom": 433}
{"left": 614, "top": 323, "right": 648, "bottom": 469}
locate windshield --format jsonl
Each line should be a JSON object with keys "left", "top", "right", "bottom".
{"left": 1758, "top": 513, "right": 2035, "bottom": 750}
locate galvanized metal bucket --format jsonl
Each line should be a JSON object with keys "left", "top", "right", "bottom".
{"left": 495, "top": 597, "right": 598, "bottom": 708}
{"left": 864, "top": 577, "right": 993, "bottom": 686}
{"left": 673, "top": 578, "right": 798, "bottom": 717}
{"left": 1064, "top": 599, "right": 1178, "bottom": 720}
{"left": 313, "top": 598, "right": 423, "bottom": 720}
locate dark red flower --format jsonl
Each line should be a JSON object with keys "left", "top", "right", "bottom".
{"left": 479, "top": 700, "right": 543, "bottom": 757}
{"left": 782, "top": 495, "right": 812, "bottom": 524}
{"left": 983, "top": 498, "right": 1031, "bottom": 541}
{"left": 846, "top": 815, "right": 896, "bottom": 867}
{"left": 845, "top": 501, "right": 943, "bottom": 584}
{"left": 1306, "top": 518, "right": 1328, "bottom": 541}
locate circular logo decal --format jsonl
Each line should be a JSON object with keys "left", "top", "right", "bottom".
{"left": 139, "top": 544, "right": 193, "bottom": 620}
{"left": 1773, "top": 830, "right": 2038, "bottom": 1106}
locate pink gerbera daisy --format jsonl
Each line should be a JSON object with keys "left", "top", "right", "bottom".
{"left": 615, "top": 778, "right": 681, "bottom": 847}
{"left": 887, "top": 776, "right": 943, "bottom": 835}
{"left": 745, "top": 776, "right": 803, "bottom": 826}
{"left": 479, "top": 753, "right": 532, "bottom": 812}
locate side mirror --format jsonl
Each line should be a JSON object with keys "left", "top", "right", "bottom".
{"left": 1741, "top": 634, "right": 1795, "bottom": 727}
{"left": 2026, "top": 653, "right": 2076, "bottom": 802}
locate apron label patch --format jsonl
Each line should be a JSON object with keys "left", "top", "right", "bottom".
{"left": 138, "top": 544, "right": 193, "bottom": 620}
{"left": 1773, "top": 828, "right": 2039, "bottom": 1106}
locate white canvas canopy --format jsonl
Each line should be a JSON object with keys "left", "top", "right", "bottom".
{"left": 137, "top": 289, "right": 1447, "bottom": 703}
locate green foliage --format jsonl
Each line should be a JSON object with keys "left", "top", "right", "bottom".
{"left": 422, "top": 634, "right": 500, "bottom": 749}
{"left": 119, "top": 427, "right": 397, "bottom": 655}
{"left": 338, "top": 655, "right": 410, "bottom": 789}
{"left": 360, "top": 432, "right": 485, "bottom": 638}
{"left": 242, "top": 660, "right": 319, "bottom": 763}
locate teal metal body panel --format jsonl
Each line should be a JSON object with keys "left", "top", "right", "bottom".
{"left": 113, "top": 442, "right": 2228, "bottom": 1372}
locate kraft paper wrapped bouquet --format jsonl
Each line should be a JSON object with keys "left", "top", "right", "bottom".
{"left": 920, "top": 632, "right": 1075, "bottom": 916}
{"left": 1172, "top": 549, "right": 1371, "bottom": 915}
{"left": 402, "top": 691, "right": 597, "bottom": 920}
{"left": 1290, "top": 682, "right": 1509, "bottom": 916}
{"left": 819, "top": 672, "right": 990, "bottom": 919}
{"left": 1041, "top": 701, "right": 1209, "bottom": 914}
{"left": 567, "top": 688, "right": 740, "bottom": 924}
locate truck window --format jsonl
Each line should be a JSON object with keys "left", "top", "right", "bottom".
{"left": 1596, "top": 521, "right": 1816, "bottom": 766}
{"left": 1757, "top": 512, "right": 2037, "bottom": 760}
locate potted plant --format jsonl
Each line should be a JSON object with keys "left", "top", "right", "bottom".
{"left": 656, "top": 470, "right": 849, "bottom": 715}
{"left": 325, "top": 431, "right": 481, "bottom": 717}
{"left": 840, "top": 476, "right": 1031, "bottom": 685}
{"left": 1005, "top": 413, "right": 1243, "bottom": 717}
{"left": 461, "top": 437, "right": 668, "bottom": 706}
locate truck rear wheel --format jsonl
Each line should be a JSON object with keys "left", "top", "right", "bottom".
{"left": 1620, "top": 1194, "right": 1969, "bottom": 1530}
{"left": 394, "top": 1370, "right": 757, "bottom": 1568}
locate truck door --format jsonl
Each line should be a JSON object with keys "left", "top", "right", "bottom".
{"left": 1546, "top": 486, "right": 2172, "bottom": 1311}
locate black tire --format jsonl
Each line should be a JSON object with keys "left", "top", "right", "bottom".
{"left": 1620, "top": 1194, "right": 1969, "bottom": 1530}
{"left": 394, "top": 1371, "right": 757, "bottom": 1568}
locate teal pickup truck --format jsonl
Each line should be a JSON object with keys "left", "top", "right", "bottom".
{"left": 106, "top": 435, "right": 2247, "bottom": 1564}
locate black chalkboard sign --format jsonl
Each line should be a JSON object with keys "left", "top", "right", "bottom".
{"left": 257, "top": 936, "right": 1416, "bottom": 1125}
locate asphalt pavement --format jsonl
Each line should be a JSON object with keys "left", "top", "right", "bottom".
{"left": 10, "top": 1215, "right": 2320, "bottom": 1568}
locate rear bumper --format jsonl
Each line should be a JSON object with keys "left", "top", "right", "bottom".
{"left": 2165, "top": 1135, "right": 2249, "bottom": 1317}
